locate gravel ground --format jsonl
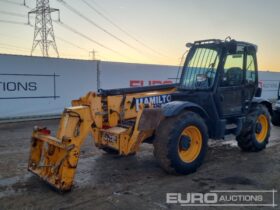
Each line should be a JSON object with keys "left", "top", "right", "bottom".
{"left": 0, "top": 119, "right": 279, "bottom": 210}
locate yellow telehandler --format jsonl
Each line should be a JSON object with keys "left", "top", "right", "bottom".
{"left": 28, "top": 39, "right": 272, "bottom": 191}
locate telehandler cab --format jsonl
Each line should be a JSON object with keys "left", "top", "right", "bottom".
{"left": 28, "top": 38, "right": 272, "bottom": 191}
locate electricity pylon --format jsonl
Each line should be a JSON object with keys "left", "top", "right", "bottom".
{"left": 28, "top": 0, "right": 60, "bottom": 57}
{"left": 89, "top": 49, "right": 96, "bottom": 60}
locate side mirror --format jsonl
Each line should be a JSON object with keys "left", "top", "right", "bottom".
{"left": 196, "top": 74, "right": 207, "bottom": 82}
{"left": 195, "top": 74, "right": 209, "bottom": 88}
{"left": 255, "top": 87, "right": 262, "bottom": 97}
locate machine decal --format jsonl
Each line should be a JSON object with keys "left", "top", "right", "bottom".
{"left": 135, "top": 94, "right": 172, "bottom": 111}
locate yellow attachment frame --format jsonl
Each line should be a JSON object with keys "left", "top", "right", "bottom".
{"left": 28, "top": 106, "right": 93, "bottom": 191}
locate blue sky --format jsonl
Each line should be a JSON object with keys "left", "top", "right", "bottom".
{"left": 0, "top": 0, "right": 279, "bottom": 70}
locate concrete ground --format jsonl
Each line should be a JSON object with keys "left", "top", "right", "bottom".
{"left": 0, "top": 119, "right": 279, "bottom": 210}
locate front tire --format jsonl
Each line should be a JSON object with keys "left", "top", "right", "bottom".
{"left": 236, "top": 105, "right": 270, "bottom": 152}
{"left": 153, "top": 111, "right": 208, "bottom": 174}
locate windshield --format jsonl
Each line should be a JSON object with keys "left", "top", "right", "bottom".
{"left": 180, "top": 47, "right": 220, "bottom": 89}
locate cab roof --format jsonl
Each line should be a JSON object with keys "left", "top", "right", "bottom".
{"left": 189, "top": 38, "right": 258, "bottom": 52}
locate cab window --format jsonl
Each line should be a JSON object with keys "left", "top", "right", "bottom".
{"left": 246, "top": 54, "right": 256, "bottom": 84}
{"left": 222, "top": 53, "right": 244, "bottom": 86}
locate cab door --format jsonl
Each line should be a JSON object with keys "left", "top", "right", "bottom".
{"left": 243, "top": 52, "right": 258, "bottom": 113}
{"left": 217, "top": 50, "right": 245, "bottom": 117}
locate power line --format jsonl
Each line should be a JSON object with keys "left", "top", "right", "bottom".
{"left": 0, "top": 47, "right": 29, "bottom": 54}
{"left": 0, "top": 8, "right": 136, "bottom": 61}
{"left": 0, "top": 19, "right": 30, "bottom": 25}
{"left": 0, "top": 46, "right": 27, "bottom": 51}
{"left": 56, "top": 36, "right": 88, "bottom": 52}
{"left": 0, "top": 15, "right": 131, "bottom": 60}
{"left": 0, "top": 26, "right": 81, "bottom": 60}
{"left": 81, "top": 0, "right": 166, "bottom": 58}
{"left": 55, "top": 21, "right": 131, "bottom": 59}
{"left": 57, "top": 0, "right": 145, "bottom": 55}
{"left": 0, "top": 36, "right": 92, "bottom": 59}
{"left": 0, "top": 0, "right": 20, "bottom": 5}
{"left": 0, "top": 40, "right": 89, "bottom": 59}
{"left": 0, "top": 42, "right": 28, "bottom": 48}
{"left": 0, "top": 0, "right": 29, "bottom": 8}
{"left": 0, "top": 10, "right": 26, "bottom": 17}
{"left": 89, "top": 0, "right": 110, "bottom": 16}
{"left": 59, "top": 52, "right": 89, "bottom": 59}
{"left": 0, "top": 32, "right": 21, "bottom": 39}
{"left": 0, "top": 45, "right": 86, "bottom": 59}
{"left": 0, "top": 43, "right": 30, "bottom": 52}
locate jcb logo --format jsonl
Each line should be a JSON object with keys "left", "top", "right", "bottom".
{"left": 130, "top": 80, "right": 173, "bottom": 87}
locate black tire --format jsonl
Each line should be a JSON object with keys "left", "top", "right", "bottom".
{"left": 236, "top": 105, "right": 270, "bottom": 152}
{"left": 153, "top": 111, "right": 208, "bottom": 174}
{"left": 272, "top": 111, "right": 280, "bottom": 126}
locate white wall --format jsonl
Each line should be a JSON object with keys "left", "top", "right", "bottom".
{"left": 259, "top": 71, "right": 280, "bottom": 100}
{"left": 99, "top": 61, "right": 178, "bottom": 89}
{"left": 0, "top": 55, "right": 97, "bottom": 119}
{"left": 0, "top": 54, "right": 279, "bottom": 120}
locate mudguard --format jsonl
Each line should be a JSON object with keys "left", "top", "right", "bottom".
{"left": 252, "top": 97, "right": 273, "bottom": 115}
{"left": 162, "top": 101, "right": 209, "bottom": 119}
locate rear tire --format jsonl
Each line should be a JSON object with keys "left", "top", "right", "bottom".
{"left": 236, "top": 105, "right": 270, "bottom": 152}
{"left": 153, "top": 111, "right": 208, "bottom": 174}
{"left": 272, "top": 111, "right": 280, "bottom": 126}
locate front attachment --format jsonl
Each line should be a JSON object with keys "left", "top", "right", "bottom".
{"left": 28, "top": 106, "right": 92, "bottom": 191}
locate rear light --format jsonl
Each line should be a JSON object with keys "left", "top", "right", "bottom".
{"left": 38, "top": 128, "right": 51, "bottom": 135}
{"left": 102, "top": 125, "right": 111, "bottom": 130}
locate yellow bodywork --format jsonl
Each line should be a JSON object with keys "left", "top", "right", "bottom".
{"left": 28, "top": 87, "right": 176, "bottom": 191}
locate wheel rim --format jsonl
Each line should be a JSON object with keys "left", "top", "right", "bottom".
{"left": 178, "top": 126, "right": 202, "bottom": 163}
{"left": 255, "top": 114, "right": 268, "bottom": 143}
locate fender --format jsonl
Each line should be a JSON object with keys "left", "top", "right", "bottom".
{"left": 252, "top": 97, "right": 273, "bottom": 115}
{"left": 162, "top": 101, "right": 209, "bottom": 120}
